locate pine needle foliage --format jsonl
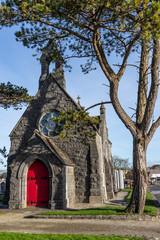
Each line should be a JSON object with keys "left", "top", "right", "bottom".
{"left": 54, "top": 108, "right": 100, "bottom": 142}
{"left": 0, "top": 82, "right": 33, "bottom": 109}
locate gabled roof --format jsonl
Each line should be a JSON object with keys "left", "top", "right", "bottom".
{"left": 52, "top": 73, "right": 81, "bottom": 109}
{"left": 35, "top": 130, "right": 74, "bottom": 166}
{"left": 10, "top": 73, "right": 81, "bottom": 137}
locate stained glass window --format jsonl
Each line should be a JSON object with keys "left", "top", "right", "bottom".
{"left": 39, "top": 111, "right": 61, "bottom": 137}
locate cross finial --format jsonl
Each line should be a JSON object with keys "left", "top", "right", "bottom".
{"left": 77, "top": 95, "right": 81, "bottom": 105}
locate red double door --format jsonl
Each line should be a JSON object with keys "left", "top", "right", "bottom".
{"left": 27, "top": 160, "right": 49, "bottom": 207}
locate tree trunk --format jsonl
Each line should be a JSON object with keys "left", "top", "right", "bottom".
{"left": 126, "top": 137, "right": 147, "bottom": 214}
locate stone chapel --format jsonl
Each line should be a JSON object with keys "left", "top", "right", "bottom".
{"left": 5, "top": 48, "right": 115, "bottom": 209}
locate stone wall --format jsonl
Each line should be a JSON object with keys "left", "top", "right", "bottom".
{"left": 54, "top": 137, "right": 90, "bottom": 203}
{"left": 89, "top": 134, "right": 106, "bottom": 203}
{"left": 8, "top": 135, "right": 64, "bottom": 209}
{"left": 9, "top": 75, "right": 78, "bottom": 155}
{"left": 99, "top": 104, "right": 115, "bottom": 200}
{"left": 64, "top": 166, "right": 75, "bottom": 208}
{"left": 6, "top": 74, "right": 115, "bottom": 209}
{"left": 6, "top": 75, "right": 92, "bottom": 207}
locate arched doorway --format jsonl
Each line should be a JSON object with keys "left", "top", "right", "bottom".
{"left": 27, "top": 160, "right": 49, "bottom": 207}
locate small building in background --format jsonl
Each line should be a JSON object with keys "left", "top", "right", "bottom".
{"left": 148, "top": 169, "right": 160, "bottom": 179}
{"left": 114, "top": 170, "right": 124, "bottom": 190}
{"left": 147, "top": 168, "right": 160, "bottom": 184}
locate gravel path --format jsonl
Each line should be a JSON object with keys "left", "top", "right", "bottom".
{"left": 0, "top": 210, "right": 160, "bottom": 239}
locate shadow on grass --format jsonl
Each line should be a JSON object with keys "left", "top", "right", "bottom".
{"left": 82, "top": 207, "right": 125, "bottom": 212}
{"left": 145, "top": 199, "right": 158, "bottom": 207}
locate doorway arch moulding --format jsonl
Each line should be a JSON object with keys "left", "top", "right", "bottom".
{"left": 16, "top": 154, "right": 53, "bottom": 209}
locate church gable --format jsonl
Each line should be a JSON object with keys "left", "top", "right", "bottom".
{"left": 5, "top": 46, "right": 115, "bottom": 209}
{"left": 35, "top": 130, "right": 74, "bottom": 166}
{"left": 9, "top": 74, "right": 80, "bottom": 155}
{"left": 8, "top": 132, "right": 67, "bottom": 209}
{"left": 13, "top": 132, "right": 64, "bottom": 168}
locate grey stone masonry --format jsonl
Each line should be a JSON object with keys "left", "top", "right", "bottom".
{"left": 99, "top": 104, "right": 115, "bottom": 199}
{"left": 5, "top": 57, "right": 115, "bottom": 209}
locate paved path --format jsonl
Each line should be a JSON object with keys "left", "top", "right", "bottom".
{"left": 0, "top": 210, "right": 160, "bottom": 239}
{"left": 149, "top": 185, "right": 160, "bottom": 203}
{"left": 0, "top": 191, "right": 159, "bottom": 239}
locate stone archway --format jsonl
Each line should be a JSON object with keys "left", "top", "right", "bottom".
{"left": 17, "top": 154, "right": 52, "bottom": 209}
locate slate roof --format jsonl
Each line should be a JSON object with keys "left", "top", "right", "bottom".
{"left": 35, "top": 130, "right": 74, "bottom": 166}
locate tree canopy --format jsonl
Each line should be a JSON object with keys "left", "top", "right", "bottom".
{"left": 0, "top": 146, "right": 8, "bottom": 167}
{"left": 0, "top": 82, "right": 33, "bottom": 109}
{"left": 0, "top": 0, "right": 160, "bottom": 214}
{"left": 113, "top": 155, "right": 129, "bottom": 170}
{"left": 0, "top": 0, "right": 160, "bottom": 71}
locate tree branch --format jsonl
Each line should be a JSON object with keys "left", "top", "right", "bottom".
{"left": 142, "top": 40, "right": 160, "bottom": 134}
{"left": 92, "top": 27, "right": 116, "bottom": 81}
{"left": 34, "top": 18, "right": 92, "bottom": 43}
{"left": 109, "top": 81, "right": 137, "bottom": 136}
{"left": 85, "top": 101, "right": 112, "bottom": 112}
{"left": 92, "top": 27, "right": 136, "bottom": 136}
{"left": 136, "top": 39, "right": 150, "bottom": 126}
{"left": 147, "top": 116, "right": 160, "bottom": 146}
{"left": 117, "top": 33, "right": 141, "bottom": 79}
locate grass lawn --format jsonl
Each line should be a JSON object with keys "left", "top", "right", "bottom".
{"left": 39, "top": 206, "right": 127, "bottom": 216}
{"left": 39, "top": 189, "right": 158, "bottom": 216}
{"left": 125, "top": 189, "right": 158, "bottom": 215}
{"left": 0, "top": 233, "right": 146, "bottom": 240}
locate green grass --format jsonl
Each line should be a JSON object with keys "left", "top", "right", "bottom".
{"left": 0, "top": 233, "right": 146, "bottom": 240}
{"left": 39, "top": 206, "right": 127, "bottom": 216}
{"left": 125, "top": 189, "right": 158, "bottom": 215}
{"left": 39, "top": 189, "right": 158, "bottom": 216}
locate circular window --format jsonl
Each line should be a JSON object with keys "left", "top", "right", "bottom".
{"left": 39, "top": 111, "right": 62, "bottom": 137}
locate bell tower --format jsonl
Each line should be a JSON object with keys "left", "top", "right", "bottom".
{"left": 39, "top": 41, "right": 66, "bottom": 89}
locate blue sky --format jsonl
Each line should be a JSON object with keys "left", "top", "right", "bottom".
{"left": 0, "top": 26, "right": 160, "bottom": 170}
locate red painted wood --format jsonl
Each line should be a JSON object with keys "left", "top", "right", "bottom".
{"left": 27, "top": 160, "right": 49, "bottom": 207}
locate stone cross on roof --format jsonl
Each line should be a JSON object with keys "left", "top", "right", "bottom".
{"left": 77, "top": 95, "right": 81, "bottom": 105}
